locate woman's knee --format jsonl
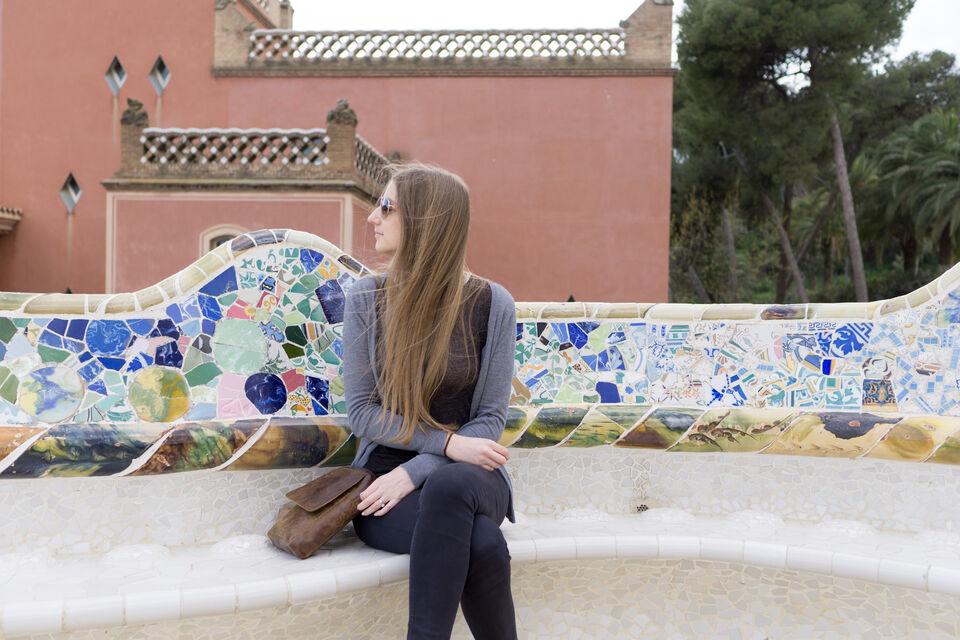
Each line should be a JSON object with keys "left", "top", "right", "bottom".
{"left": 419, "top": 463, "right": 478, "bottom": 509}
{"left": 470, "top": 516, "right": 510, "bottom": 568}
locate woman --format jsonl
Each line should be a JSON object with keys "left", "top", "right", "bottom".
{"left": 342, "top": 163, "right": 518, "bottom": 640}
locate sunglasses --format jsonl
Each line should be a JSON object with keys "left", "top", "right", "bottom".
{"left": 378, "top": 197, "right": 397, "bottom": 215}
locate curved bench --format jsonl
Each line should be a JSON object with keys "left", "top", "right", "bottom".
{"left": 4, "top": 229, "right": 960, "bottom": 638}
{"left": 4, "top": 507, "right": 960, "bottom": 637}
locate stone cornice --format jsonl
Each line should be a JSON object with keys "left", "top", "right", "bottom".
{"left": 0, "top": 207, "right": 23, "bottom": 235}
{"left": 100, "top": 177, "right": 376, "bottom": 199}
{"left": 212, "top": 63, "right": 677, "bottom": 78}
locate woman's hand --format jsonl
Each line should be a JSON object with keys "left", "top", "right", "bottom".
{"left": 357, "top": 466, "right": 415, "bottom": 516}
{"left": 445, "top": 433, "right": 510, "bottom": 471}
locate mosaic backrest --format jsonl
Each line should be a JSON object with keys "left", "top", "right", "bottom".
{"left": 3, "top": 228, "right": 960, "bottom": 479}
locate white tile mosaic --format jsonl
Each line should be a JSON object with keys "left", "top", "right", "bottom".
{"left": 832, "top": 552, "right": 880, "bottom": 583}
{"left": 877, "top": 559, "right": 929, "bottom": 591}
{"left": 508, "top": 447, "right": 960, "bottom": 533}
{"left": 122, "top": 590, "right": 180, "bottom": 627}
{"left": 62, "top": 596, "right": 122, "bottom": 632}
{"left": 786, "top": 546, "right": 834, "bottom": 574}
{"left": 613, "top": 534, "right": 658, "bottom": 558}
{"left": 235, "top": 578, "right": 288, "bottom": 612}
{"left": 179, "top": 584, "right": 236, "bottom": 619}
{"left": 658, "top": 535, "right": 700, "bottom": 559}
{"left": 0, "top": 599, "right": 63, "bottom": 636}
{"left": 743, "top": 541, "right": 788, "bottom": 569}
{"left": 0, "top": 469, "right": 317, "bottom": 553}
{"left": 284, "top": 570, "right": 337, "bottom": 604}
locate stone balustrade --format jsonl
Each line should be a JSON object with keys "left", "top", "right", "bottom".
{"left": 213, "top": 1, "right": 674, "bottom": 75}
{"left": 139, "top": 128, "right": 331, "bottom": 173}
{"left": 106, "top": 99, "right": 387, "bottom": 197}
{"left": 247, "top": 29, "right": 627, "bottom": 62}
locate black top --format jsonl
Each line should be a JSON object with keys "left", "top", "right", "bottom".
{"left": 364, "top": 276, "right": 492, "bottom": 476}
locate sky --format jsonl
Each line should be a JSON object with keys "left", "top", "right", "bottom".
{"left": 293, "top": 0, "right": 960, "bottom": 65}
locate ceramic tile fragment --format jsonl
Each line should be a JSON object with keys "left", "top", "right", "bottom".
{"left": 617, "top": 407, "right": 702, "bottom": 449}
{"left": 499, "top": 406, "right": 536, "bottom": 446}
{"left": 762, "top": 412, "right": 899, "bottom": 457}
{"left": 1, "top": 422, "right": 168, "bottom": 477}
{"left": 228, "top": 417, "right": 348, "bottom": 470}
{"left": 561, "top": 405, "right": 630, "bottom": 447}
{"left": 131, "top": 420, "right": 263, "bottom": 474}
{"left": 669, "top": 408, "right": 798, "bottom": 453}
{"left": 868, "top": 416, "right": 960, "bottom": 462}
{"left": 512, "top": 406, "right": 589, "bottom": 448}
{"left": 128, "top": 367, "right": 191, "bottom": 422}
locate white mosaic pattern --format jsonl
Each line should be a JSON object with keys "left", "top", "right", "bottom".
{"left": 6, "top": 449, "right": 960, "bottom": 555}
{"left": 509, "top": 448, "right": 960, "bottom": 532}
{"left": 0, "top": 469, "right": 316, "bottom": 553}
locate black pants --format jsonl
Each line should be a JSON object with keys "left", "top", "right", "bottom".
{"left": 354, "top": 462, "right": 517, "bottom": 640}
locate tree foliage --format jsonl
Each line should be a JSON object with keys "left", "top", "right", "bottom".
{"left": 669, "top": 1, "right": 960, "bottom": 304}
{"left": 877, "top": 109, "right": 960, "bottom": 264}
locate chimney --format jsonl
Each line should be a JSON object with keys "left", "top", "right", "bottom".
{"left": 118, "top": 98, "right": 150, "bottom": 176}
{"left": 279, "top": 1, "right": 294, "bottom": 29}
{"left": 214, "top": 0, "right": 256, "bottom": 69}
{"left": 621, "top": 0, "right": 673, "bottom": 68}
{"left": 325, "top": 99, "right": 359, "bottom": 179}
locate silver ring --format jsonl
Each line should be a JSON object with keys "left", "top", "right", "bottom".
{"left": 378, "top": 498, "right": 385, "bottom": 505}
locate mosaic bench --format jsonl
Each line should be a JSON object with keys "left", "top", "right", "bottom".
{"left": 3, "top": 229, "right": 960, "bottom": 638}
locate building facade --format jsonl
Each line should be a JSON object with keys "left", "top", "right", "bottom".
{"left": 0, "top": 0, "right": 674, "bottom": 302}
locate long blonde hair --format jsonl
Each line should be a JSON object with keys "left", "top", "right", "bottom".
{"left": 375, "top": 163, "right": 476, "bottom": 444}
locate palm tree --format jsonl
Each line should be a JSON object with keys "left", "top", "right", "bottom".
{"left": 877, "top": 110, "right": 960, "bottom": 265}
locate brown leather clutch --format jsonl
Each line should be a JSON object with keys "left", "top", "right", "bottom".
{"left": 267, "top": 466, "right": 375, "bottom": 559}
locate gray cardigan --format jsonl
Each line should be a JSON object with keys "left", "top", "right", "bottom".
{"left": 342, "top": 274, "right": 516, "bottom": 522}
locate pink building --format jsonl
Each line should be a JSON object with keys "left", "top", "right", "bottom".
{"left": 0, "top": 0, "right": 674, "bottom": 303}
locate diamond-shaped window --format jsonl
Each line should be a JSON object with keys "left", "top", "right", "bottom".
{"left": 104, "top": 56, "right": 127, "bottom": 96}
{"left": 60, "top": 174, "right": 82, "bottom": 213}
{"left": 149, "top": 56, "right": 171, "bottom": 96}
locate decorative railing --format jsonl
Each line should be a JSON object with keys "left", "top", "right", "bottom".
{"left": 248, "top": 29, "right": 627, "bottom": 62}
{"left": 355, "top": 136, "right": 388, "bottom": 184}
{"left": 213, "top": 1, "right": 672, "bottom": 74}
{"left": 109, "top": 99, "right": 388, "bottom": 196}
{"left": 3, "top": 230, "right": 960, "bottom": 478}
{"left": 140, "top": 128, "right": 330, "bottom": 172}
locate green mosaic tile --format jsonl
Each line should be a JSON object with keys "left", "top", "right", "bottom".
{"left": 285, "top": 310, "right": 308, "bottom": 325}
{"left": 212, "top": 318, "right": 268, "bottom": 375}
{"left": 285, "top": 326, "right": 307, "bottom": 347}
{"left": 37, "top": 345, "right": 69, "bottom": 364}
{"left": 0, "top": 366, "right": 19, "bottom": 404}
{"left": 185, "top": 362, "right": 222, "bottom": 387}
{"left": 283, "top": 343, "right": 305, "bottom": 359}
{"left": 218, "top": 292, "right": 239, "bottom": 307}
{"left": 0, "top": 317, "right": 17, "bottom": 343}
{"left": 291, "top": 274, "right": 319, "bottom": 294}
